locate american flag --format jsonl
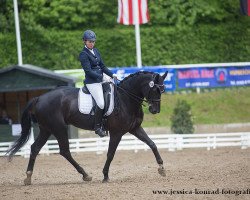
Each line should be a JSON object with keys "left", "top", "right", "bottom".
{"left": 240, "top": 0, "right": 250, "bottom": 16}
{"left": 117, "top": 0, "right": 150, "bottom": 25}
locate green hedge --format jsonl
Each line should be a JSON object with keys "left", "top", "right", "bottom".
{"left": 0, "top": 0, "right": 242, "bottom": 31}
{"left": 1, "top": 0, "right": 249, "bottom": 69}
{"left": 1, "top": 19, "right": 249, "bottom": 70}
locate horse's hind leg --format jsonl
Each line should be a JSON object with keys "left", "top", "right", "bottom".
{"left": 24, "top": 128, "right": 51, "bottom": 185}
{"left": 54, "top": 127, "right": 92, "bottom": 182}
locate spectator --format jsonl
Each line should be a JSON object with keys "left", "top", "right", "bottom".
{"left": 0, "top": 110, "right": 12, "bottom": 125}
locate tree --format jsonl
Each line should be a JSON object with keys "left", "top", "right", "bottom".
{"left": 171, "top": 100, "right": 194, "bottom": 134}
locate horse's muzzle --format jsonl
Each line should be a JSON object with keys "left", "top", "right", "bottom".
{"left": 149, "top": 105, "right": 160, "bottom": 114}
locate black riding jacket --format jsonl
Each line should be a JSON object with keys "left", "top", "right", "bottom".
{"left": 79, "top": 47, "right": 113, "bottom": 84}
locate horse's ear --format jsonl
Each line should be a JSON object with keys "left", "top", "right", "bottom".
{"left": 162, "top": 71, "right": 168, "bottom": 80}
{"left": 154, "top": 74, "right": 160, "bottom": 82}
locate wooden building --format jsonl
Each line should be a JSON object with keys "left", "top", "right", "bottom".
{"left": 0, "top": 64, "right": 77, "bottom": 141}
{"left": 0, "top": 64, "right": 76, "bottom": 122}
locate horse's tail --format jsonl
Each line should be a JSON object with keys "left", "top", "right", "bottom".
{"left": 6, "top": 97, "right": 37, "bottom": 160}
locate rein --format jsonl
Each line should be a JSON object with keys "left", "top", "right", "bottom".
{"left": 116, "top": 85, "right": 148, "bottom": 107}
{"left": 115, "top": 84, "right": 162, "bottom": 107}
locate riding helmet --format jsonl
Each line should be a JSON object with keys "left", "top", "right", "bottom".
{"left": 83, "top": 30, "right": 96, "bottom": 41}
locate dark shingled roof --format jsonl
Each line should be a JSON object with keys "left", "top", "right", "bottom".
{"left": 0, "top": 64, "right": 76, "bottom": 92}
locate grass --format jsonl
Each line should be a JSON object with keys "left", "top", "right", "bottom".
{"left": 142, "top": 87, "right": 250, "bottom": 127}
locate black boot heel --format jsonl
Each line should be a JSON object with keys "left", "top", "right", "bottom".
{"left": 94, "top": 107, "right": 107, "bottom": 137}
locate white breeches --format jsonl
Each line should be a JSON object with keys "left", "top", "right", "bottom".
{"left": 86, "top": 83, "right": 105, "bottom": 109}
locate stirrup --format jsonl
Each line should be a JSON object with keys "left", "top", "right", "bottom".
{"left": 95, "top": 127, "right": 107, "bottom": 137}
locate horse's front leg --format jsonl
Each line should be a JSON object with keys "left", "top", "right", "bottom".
{"left": 130, "top": 126, "right": 166, "bottom": 177}
{"left": 102, "top": 134, "right": 122, "bottom": 183}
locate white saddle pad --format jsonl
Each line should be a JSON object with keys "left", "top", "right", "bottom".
{"left": 78, "top": 84, "right": 114, "bottom": 116}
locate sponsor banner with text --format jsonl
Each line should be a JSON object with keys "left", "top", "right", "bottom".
{"left": 178, "top": 66, "right": 250, "bottom": 88}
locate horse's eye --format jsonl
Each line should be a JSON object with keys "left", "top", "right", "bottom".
{"left": 160, "top": 85, "right": 165, "bottom": 93}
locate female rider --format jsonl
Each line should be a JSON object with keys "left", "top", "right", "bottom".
{"left": 79, "top": 30, "right": 116, "bottom": 137}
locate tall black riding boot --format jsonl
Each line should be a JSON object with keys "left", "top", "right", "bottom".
{"left": 94, "top": 107, "right": 107, "bottom": 137}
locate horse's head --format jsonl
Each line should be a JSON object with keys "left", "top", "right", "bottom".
{"left": 143, "top": 71, "right": 168, "bottom": 114}
{"left": 117, "top": 70, "right": 168, "bottom": 114}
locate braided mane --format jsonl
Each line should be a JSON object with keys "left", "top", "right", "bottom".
{"left": 119, "top": 71, "right": 155, "bottom": 86}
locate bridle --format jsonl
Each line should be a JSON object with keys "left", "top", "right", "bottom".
{"left": 115, "top": 74, "right": 165, "bottom": 107}
{"left": 146, "top": 74, "right": 165, "bottom": 103}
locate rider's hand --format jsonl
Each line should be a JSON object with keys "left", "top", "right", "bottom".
{"left": 113, "top": 74, "right": 118, "bottom": 80}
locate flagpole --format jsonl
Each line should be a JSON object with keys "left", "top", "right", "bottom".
{"left": 13, "top": 0, "right": 23, "bottom": 66}
{"left": 134, "top": 0, "right": 142, "bottom": 68}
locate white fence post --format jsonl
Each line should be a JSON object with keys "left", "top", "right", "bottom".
{"left": 168, "top": 136, "right": 175, "bottom": 151}
{"left": 96, "top": 138, "right": 104, "bottom": 155}
{"left": 213, "top": 135, "right": 217, "bottom": 149}
{"left": 76, "top": 140, "right": 80, "bottom": 154}
{"left": 134, "top": 137, "right": 138, "bottom": 153}
{"left": 176, "top": 135, "right": 183, "bottom": 150}
{"left": 22, "top": 127, "right": 35, "bottom": 158}
{"left": 44, "top": 142, "right": 50, "bottom": 156}
{"left": 207, "top": 136, "right": 211, "bottom": 150}
{"left": 241, "top": 133, "right": 249, "bottom": 149}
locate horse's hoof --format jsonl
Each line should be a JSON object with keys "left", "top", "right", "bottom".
{"left": 24, "top": 178, "right": 31, "bottom": 185}
{"left": 102, "top": 178, "right": 110, "bottom": 183}
{"left": 158, "top": 166, "right": 166, "bottom": 177}
{"left": 24, "top": 171, "right": 32, "bottom": 185}
{"left": 83, "top": 175, "right": 92, "bottom": 182}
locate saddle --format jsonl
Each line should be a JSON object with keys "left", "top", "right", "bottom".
{"left": 78, "top": 82, "right": 114, "bottom": 116}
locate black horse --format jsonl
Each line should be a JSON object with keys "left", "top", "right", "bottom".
{"left": 7, "top": 71, "right": 168, "bottom": 185}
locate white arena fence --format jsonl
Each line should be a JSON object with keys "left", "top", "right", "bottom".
{"left": 0, "top": 131, "right": 250, "bottom": 158}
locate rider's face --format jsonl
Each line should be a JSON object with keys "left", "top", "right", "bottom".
{"left": 85, "top": 40, "right": 95, "bottom": 49}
